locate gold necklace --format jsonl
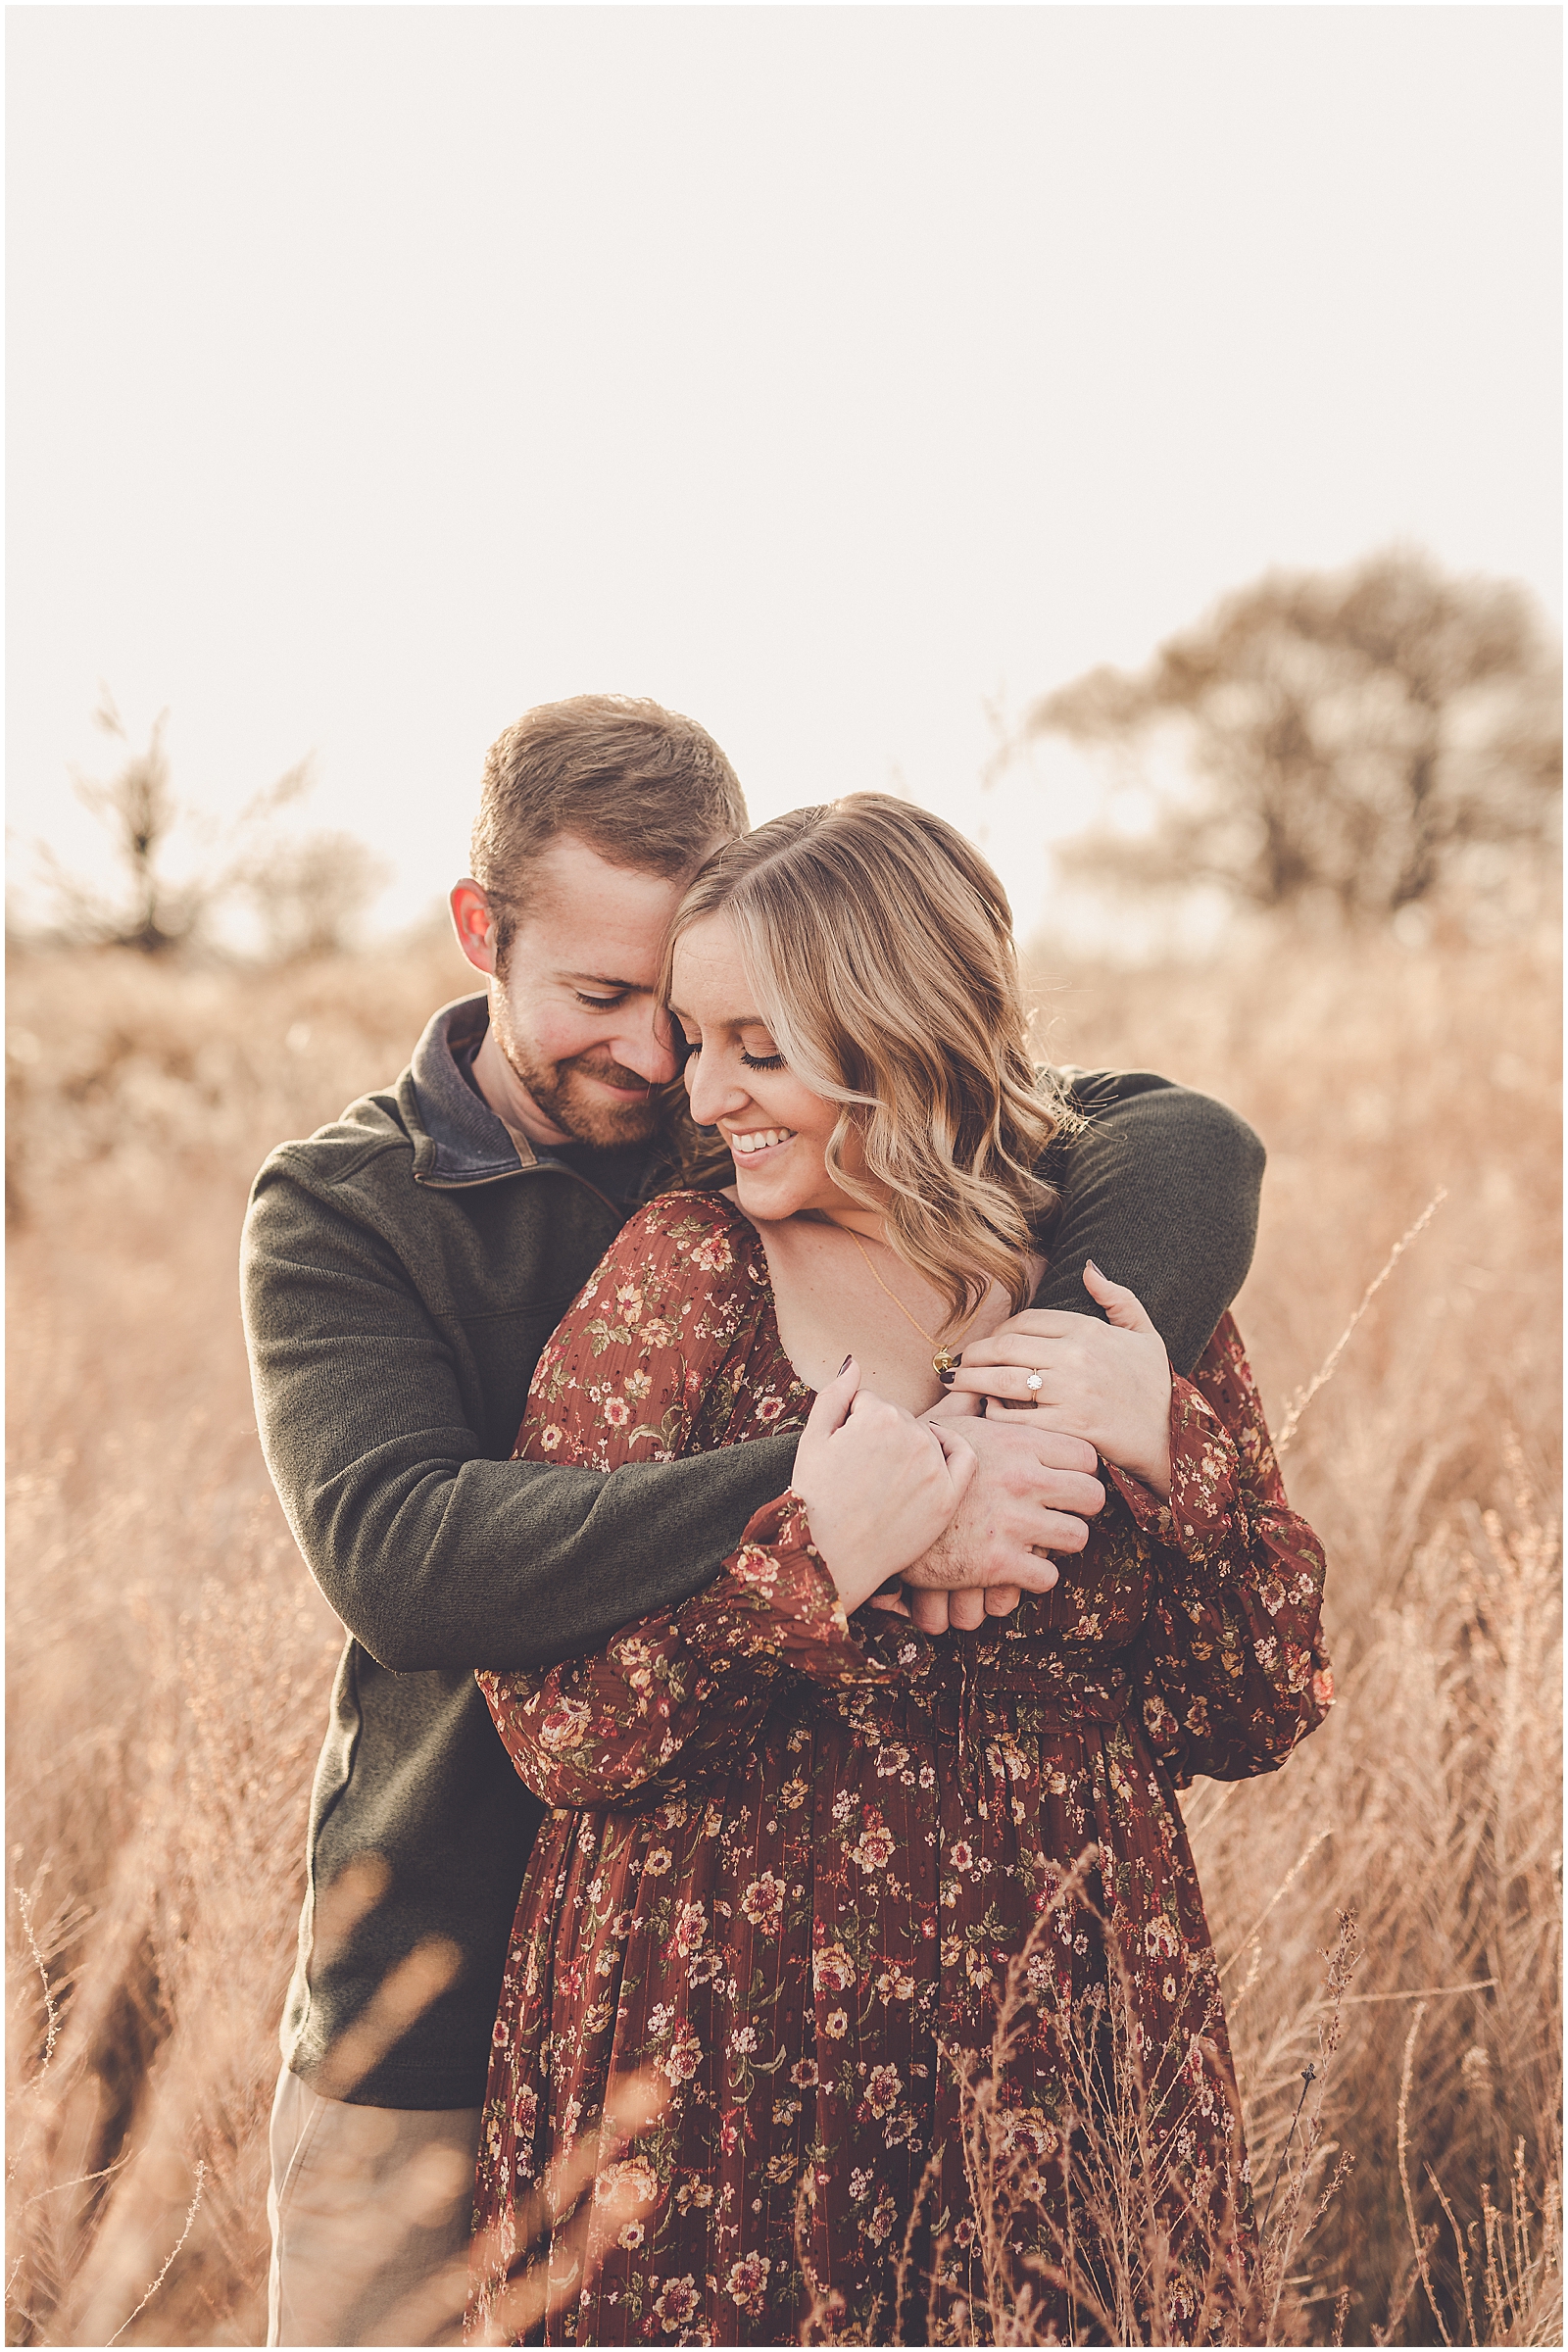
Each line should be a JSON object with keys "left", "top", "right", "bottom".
{"left": 846, "top": 1229, "right": 972, "bottom": 1377}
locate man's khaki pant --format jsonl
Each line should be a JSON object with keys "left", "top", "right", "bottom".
{"left": 267, "top": 2068, "right": 483, "bottom": 2346}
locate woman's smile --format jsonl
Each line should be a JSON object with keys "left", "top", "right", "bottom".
{"left": 727, "top": 1125, "right": 798, "bottom": 1158}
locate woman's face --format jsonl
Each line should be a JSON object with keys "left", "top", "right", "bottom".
{"left": 669, "top": 912, "right": 870, "bottom": 1225}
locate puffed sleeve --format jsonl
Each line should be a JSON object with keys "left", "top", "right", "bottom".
{"left": 477, "top": 1491, "right": 907, "bottom": 1805}
{"left": 1108, "top": 1315, "right": 1333, "bottom": 1787}
{"left": 477, "top": 1193, "right": 896, "bottom": 1805}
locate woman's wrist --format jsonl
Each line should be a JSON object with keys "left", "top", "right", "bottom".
{"left": 789, "top": 1497, "right": 922, "bottom": 1616}
{"left": 1102, "top": 1385, "right": 1174, "bottom": 1498}
{"left": 1108, "top": 1435, "right": 1172, "bottom": 1501}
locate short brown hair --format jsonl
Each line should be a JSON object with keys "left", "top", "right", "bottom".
{"left": 471, "top": 695, "right": 748, "bottom": 960}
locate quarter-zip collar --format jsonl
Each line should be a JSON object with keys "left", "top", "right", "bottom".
{"left": 402, "top": 994, "right": 662, "bottom": 1213}
{"left": 404, "top": 995, "right": 537, "bottom": 1187}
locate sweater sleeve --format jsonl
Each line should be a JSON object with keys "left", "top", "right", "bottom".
{"left": 239, "top": 1165, "right": 799, "bottom": 1676}
{"left": 1034, "top": 1067, "right": 1265, "bottom": 1376}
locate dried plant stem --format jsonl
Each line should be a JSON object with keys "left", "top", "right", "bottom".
{"left": 1341, "top": 1977, "right": 1497, "bottom": 2005}
{"left": 1275, "top": 1188, "right": 1447, "bottom": 1456}
{"left": 12, "top": 1879, "right": 61, "bottom": 2073}
{"left": 1396, "top": 2002, "right": 1452, "bottom": 2348}
{"left": 103, "top": 2160, "right": 206, "bottom": 2346}
{"left": 1426, "top": 2160, "right": 1478, "bottom": 2345}
{"left": 18, "top": 2153, "right": 133, "bottom": 2212}
{"left": 1259, "top": 2063, "right": 1317, "bottom": 2236}
{"left": 1260, "top": 1911, "right": 1360, "bottom": 2343}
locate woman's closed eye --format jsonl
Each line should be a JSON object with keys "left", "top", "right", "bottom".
{"left": 673, "top": 1033, "right": 786, "bottom": 1073}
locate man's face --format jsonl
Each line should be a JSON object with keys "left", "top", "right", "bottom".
{"left": 452, "top": 834, "right": 715, "bottom": 1149}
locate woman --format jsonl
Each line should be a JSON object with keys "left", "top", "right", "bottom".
{"left": 467, "top": 798, "right": 1331, "bottom": 2347}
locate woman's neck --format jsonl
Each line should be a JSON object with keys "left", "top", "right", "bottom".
{"left": 798, "top": 1203, "right": 893, "bottom": 1245}
{"left": 730, "top": 1199, "right": 1032, "bottom": 1415}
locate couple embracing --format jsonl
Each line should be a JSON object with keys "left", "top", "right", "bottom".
{"left": 244, "top": 695, "right": 1331, "bottom": 2347}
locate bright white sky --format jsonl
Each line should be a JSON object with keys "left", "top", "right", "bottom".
{"left": 7, "top": 4, "right": 1562, "bottom": 952}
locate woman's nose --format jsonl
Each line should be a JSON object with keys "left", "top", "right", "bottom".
{"left": 685, "top": 1049, "right": 746, "bottom": 1129}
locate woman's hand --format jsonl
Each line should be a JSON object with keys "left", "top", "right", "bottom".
{"left": 792, "top": 1357, "right": 977, "bottom": 1614}
{"left": 945, "top": 1262, "right": 1174, "bottom": 1499}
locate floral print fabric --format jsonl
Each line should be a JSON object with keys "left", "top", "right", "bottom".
{"left": 470, "top": 1193, "right": 1332, "bottom": 2345}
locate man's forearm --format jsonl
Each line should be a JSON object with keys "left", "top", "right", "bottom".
{"left": 290, "top": 1436, "right": 803, "bottom": 1676}
{"left": 243, "top": 1167, "right": 801, "bottom": 1677}
{"left": 1036, "top": 1070, "right": 1264, "bottom": 1375}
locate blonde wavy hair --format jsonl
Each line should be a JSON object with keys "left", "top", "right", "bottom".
{"left": 664, "top": 794, "right": 1075, "bottom": 1327}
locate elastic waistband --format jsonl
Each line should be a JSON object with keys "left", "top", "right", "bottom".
{"left": 970, "top": 1662, "right": 1133, "bottom": 1727}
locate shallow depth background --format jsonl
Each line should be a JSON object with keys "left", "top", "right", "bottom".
{"left": 6, "top": 910, "right": 1560, "bottom": 2344}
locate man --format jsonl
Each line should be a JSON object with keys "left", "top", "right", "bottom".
{"left": 242, "top": 694, "right": 1263, "bottom": 2345}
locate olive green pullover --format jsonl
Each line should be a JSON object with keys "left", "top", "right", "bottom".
{"left": 240, "top": 994, "right": 1263, "bottom": 2108}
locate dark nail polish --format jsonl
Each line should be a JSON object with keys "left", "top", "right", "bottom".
{"left": 837, "top": 1353, "right": 854, "bottom": 1376}
{"left": 937, "top": 1367, "right": 956, "bottom": 1388}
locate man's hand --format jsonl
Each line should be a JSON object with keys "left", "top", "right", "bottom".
{"left": 884, "top": 1418, "right": 1105, "bottom": 1636}
{"left": 947, "top": 1262, "right": 1174, "bottom": 1497}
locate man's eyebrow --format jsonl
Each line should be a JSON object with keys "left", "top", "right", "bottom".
{"left": 557, "top": 969, "right": 649, "bottom": 992}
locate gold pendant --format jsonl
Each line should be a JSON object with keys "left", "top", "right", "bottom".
{"left": 932, "top": 1346, "right": 958, "bottom": 1377}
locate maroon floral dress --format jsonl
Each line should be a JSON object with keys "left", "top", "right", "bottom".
{"left": 469, "top": 1193, "right": 1332, "bottom": 2347}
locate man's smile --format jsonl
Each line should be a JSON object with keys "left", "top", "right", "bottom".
{"left": 575, "top": 1057, "right": 654, "bottom": 1096}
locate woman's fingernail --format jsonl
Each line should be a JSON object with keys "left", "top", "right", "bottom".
{"left": 1085, "top": 1259, "right": 1103, "bottom": 1278}
{"left": 937, "top": 1367, "right": 956, "bottom": 1388}
{"left": 837, "top": 1353, "right": 854, "bottom": 1376}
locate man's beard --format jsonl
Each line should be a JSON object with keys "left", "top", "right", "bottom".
{"left": 490, "top": 1003, "right": 662, "bottom": 1148}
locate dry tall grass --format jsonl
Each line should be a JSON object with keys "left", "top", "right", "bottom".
{"left": 6, "top": 913, "right": 1560, "bottom": 2346}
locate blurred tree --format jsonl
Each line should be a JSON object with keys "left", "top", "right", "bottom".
{"left": 37, "top": 692, "right": 385, "bottom": 959}
{"left": 67, "top": 694, "right": 202, "bottom": 952}
{"left": 241, "top": 831, "right": 390, "bottom": 962}
{"left": 1024, "top": 550, "right": 1562, "bottom": 923}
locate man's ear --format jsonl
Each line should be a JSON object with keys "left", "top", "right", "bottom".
{"left": 450, "top": 879, "right": 499, "bottom": 977}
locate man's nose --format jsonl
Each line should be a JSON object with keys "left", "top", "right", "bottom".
{"left": 612, "top": 1002, "right": 681, "bottom": 1087}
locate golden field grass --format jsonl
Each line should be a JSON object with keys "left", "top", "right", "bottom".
{"left": 5, "top": 914, "right": 1561, "bottom": 2346}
